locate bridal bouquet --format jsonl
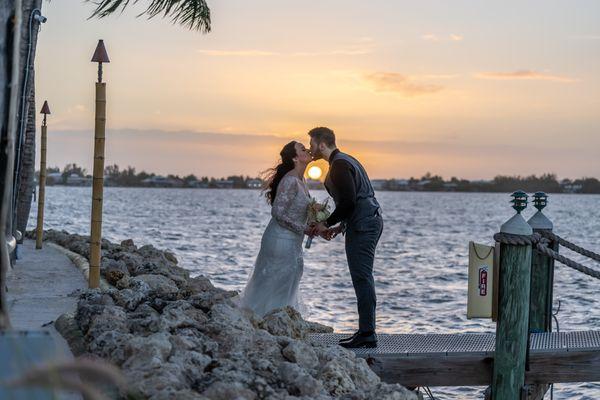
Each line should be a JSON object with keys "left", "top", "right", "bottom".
{"left": 305, "top": 198, "right": 331, "bottom": 249}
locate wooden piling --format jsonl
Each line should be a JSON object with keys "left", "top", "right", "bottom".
{"left": 492, "top": 191, "right": 533, "bottom": 399}
{"left": 529, "top": 244, "right": 554, "bottom": 332}
{"left": 528, "top": 193, "right": 555, "bottom": 333}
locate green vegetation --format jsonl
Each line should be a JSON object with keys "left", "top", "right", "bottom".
{"left": 39, "top": 165, "right": 600, "bottom": 193}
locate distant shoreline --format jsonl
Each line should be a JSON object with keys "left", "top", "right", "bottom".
{"left": 40, "top": 184, "right": 600, "bottom": 195}
{"left": 38, "top": 165, "right": 600, "bottom": 194}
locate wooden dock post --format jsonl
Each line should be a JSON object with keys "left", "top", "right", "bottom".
{"left": 492, "top": 191, "right": 533, "bottom": 399}
{"left": 35, "top": 101, "right": 51, "bottom": 249}
{"left": 89, "top": 40, "right": 109, "bottom": 289}
{"left": 527, "top": 192, "right": 554, "bottom": 333}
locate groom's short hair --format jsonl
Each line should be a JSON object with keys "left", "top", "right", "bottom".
{"left": 308, "top": 127, "right": 336, "bottom": 148}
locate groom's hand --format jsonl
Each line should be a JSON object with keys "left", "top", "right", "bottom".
{"left": 324, "top": 225, "right": 342, "bottom": 240}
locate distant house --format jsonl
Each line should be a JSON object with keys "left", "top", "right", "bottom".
{"left": 214, "top": 180, "right": 234, "bottom": 189}
{"left": 415, "top": 180, "right": 431, "bottom": 190}
{"left": 562, "top": 183, "right": 583, "bottom": 193}
{"left": 46, "top": 172, "right": 62, "bottom": 185}
{"left": 65, "top": 173, "right": 91, "bottom": 186}
{"left": 141, "top": 176, "right": 183, "bottom": 187}
{"left": 443, "top": 182, "right": 458, "bottom": 191}
{"left": 387, "top": 179, "right": 409, "bottom": 191}
{"left": 370, "top": 179, "right": 387, "bottom": 190}
{"left": 246, "top": 179, "right": 262, "bottom": 189}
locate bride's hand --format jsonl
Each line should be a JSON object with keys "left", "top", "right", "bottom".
{"left": 304, "top": 225, "right": 315, "bottom": 236}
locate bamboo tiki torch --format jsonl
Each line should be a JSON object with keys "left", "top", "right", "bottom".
{"left": 89, "top": 40, "right": 110, "bottom": 288}
{"left": 35, "top": 101, "right": 51, "bottom": 249}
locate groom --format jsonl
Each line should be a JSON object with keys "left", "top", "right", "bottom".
{"left": 308, "top": 127, "right": 383, "bottom": 348}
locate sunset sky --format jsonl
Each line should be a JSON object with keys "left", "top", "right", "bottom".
{"left": 36, "top": 1, "right": 599, "bottom": 179}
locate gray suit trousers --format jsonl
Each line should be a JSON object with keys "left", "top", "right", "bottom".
{"left": 344, "top": 213, "right": 383, "bottom": 333}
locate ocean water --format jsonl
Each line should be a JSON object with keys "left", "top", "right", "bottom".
{"left": 27, "top": 187, "right": 600, "bottom": 399}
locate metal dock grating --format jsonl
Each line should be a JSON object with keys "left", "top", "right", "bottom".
{"left": 310, "top": 331, "right": 600, "bottom": 357}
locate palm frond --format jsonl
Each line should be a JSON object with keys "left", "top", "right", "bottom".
{"left": 88, "top": 0, "right": 211, "bottom": 33}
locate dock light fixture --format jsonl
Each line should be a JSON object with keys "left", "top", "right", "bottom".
{"left": 532, "top": 192, "right": 548, "bottom": 212}
{"left": 510, "top": 190, "right": 528, "bottom": 214}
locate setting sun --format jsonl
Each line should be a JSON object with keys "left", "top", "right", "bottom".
{"left": 307, "top": 166, "right": 322, "bottom": 180}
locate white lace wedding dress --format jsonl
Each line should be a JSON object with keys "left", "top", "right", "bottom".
{"left": 240, "top": 173, "right": 310, "bottom": 317}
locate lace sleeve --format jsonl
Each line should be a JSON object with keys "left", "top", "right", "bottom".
{"left": 272, "top": 176, "right": 306, "bottom": 234}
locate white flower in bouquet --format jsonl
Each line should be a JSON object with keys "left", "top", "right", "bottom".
{"left": 305, "top": 198, "right": 331, "bottom": 248}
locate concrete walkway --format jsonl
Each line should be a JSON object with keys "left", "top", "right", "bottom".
{"left": 3, "top": 239, "right": 85, "bottom": 400}
{"left": 7, "top": 239, "right": 86, "bottom": 330}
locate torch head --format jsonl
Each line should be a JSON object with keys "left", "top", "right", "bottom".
{"left": 91, "top": 40, "right": 110, "bottom": 83}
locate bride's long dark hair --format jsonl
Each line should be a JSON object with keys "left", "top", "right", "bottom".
{"left": 262, "top": 141, "right": 298, "bottom": 205}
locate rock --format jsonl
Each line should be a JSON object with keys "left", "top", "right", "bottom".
{"left": 75, "top": 291, "right": 117, "bottom": 334}
{"left": 306, "top": 320, "right": 334, "bottom": 334}
{"left": 184, "top": 275, "right": 216, "bottom": 293}
{"left": 208, "top": 303, "right": 254, "bottom": 334}
{"left": 167, "top": 350, "right": 211, "bottom": 384}
{"left": 160, "top": 300, "right": 208, "bottom": 332}
{"left": 115, "top": 251, "right": 145, "bottom": 274}
{"left": 164, "top": 251, "right": 178, "bottom": 264}
{"left": 86, "top": 305, "right": 129, "bottom": 340}
{"left": 128, "top": 303, "right": 162, "bottom": 334}
{"left": 88, "top": 330, "right": 133, "bottom": 366}
{"left": 134, "top": 274, "right": 180, "bottom": 300}
{"left": 319, "top": 359, "right": 356, "bottom": 396}
{"left": 151, "top": 389, "right": 209, "bottom": 400}
{"left": 101, "top": 258, "right": 129, "bottom": 285}
{"left": 54, "top": 313, "right": 86, "bottom": 356}
{"left": 125, "top": 362, "right": 189, "bottom": 398}
{"left": 123, "top": 332, "right": 173, "bottom": 371}
{"left": 202, "top": 381, "right": 256, "bottom": 400}
{"left": 281, "top": 340, "right": 319, "bottom": 370}
{"left": 313, "top": 345, "right": 380, "bottom": 393}
{"left": 189, "top": 290, "right": 237, "bottom": 312}
{"left": 169, "top": 329, "right": 219, "bottom": 357}
{"left": 120, "top": 238, "right": 136, "bottom": 249}
{"left": 259, "top": 307, "right": 311, "bottom": 339}
{"left": 115, "top": 275, "right": 131, "bottom": 290}
{"left": 112, "top": 286, "right": 149, "bottom": 311}
{"left": 278, "top": 362, "right": 325, "bottom": 397}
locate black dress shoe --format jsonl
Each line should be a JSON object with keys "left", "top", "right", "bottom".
{"left": 339, "top": 332, "right": 378, "bottom": 348}
{"left": 338, "top": 331, "right": 359, "bottom": 343}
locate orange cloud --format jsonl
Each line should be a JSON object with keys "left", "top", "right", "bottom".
{"left": 475, "top": 70, "right": 578, "bottom": 83}
{"left": 363, "top": 72, "right": 444, "bottom": 96}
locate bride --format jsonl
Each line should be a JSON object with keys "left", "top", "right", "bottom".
{"left": 240, "top": 141, "right": 313, "bottom": 316}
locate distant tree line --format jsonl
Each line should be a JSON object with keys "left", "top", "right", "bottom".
{"left": 38, "top": 165, "right": 600, "bottom": 193}
{"left": 40, "top": 164, "right": 262, "bottom": 189}
{"left": 376, "top": 172, "right": 600, "bottom": 194}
